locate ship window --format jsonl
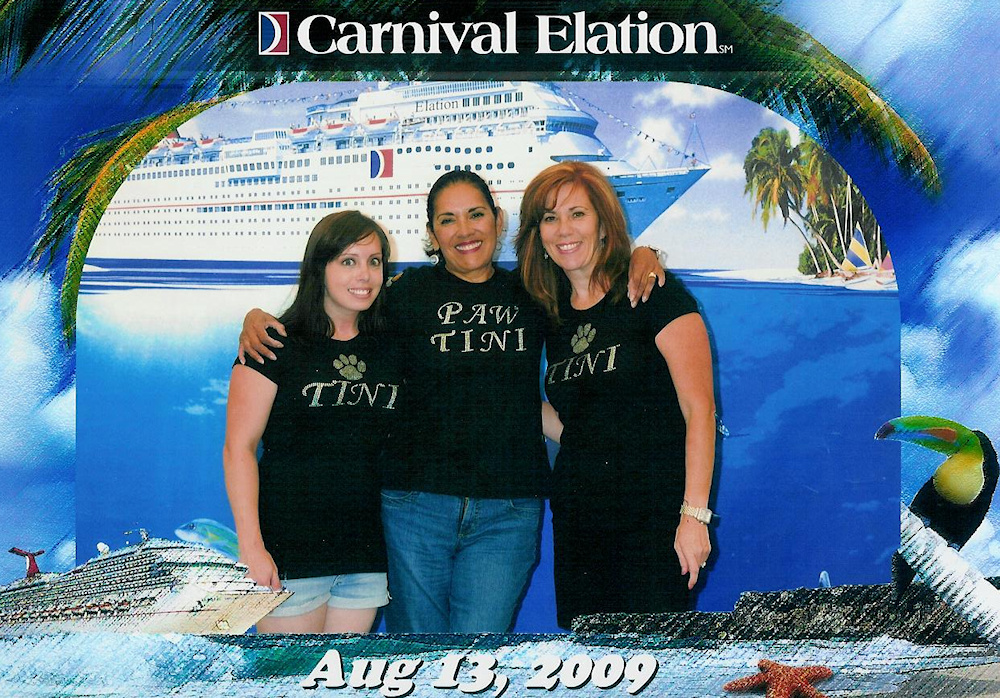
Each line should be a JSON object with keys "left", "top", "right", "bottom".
{"left": 486, "top": 164, "right": 493, "bottom": 170}
{"left": 508, "top": 162, "right": 514, "bottom": 168}
{"left": 321, "top": 158, "right": 327, "bottom": 165}
{"left": 435, "top": 146, "right": 441, "bottom": 152}
{"left": 445, "top": 165, "right": 451, "bottom": 171}
{"left": 297, "top": 159, "right": 303, "bottom": 166}
{"left": 486, "top": 146, "right": 493, "bottom": 153}
{"left": 305, "top": 159, "right": 310, "bottom": 166}
{"left": 353, "top": 154, "right": 359, "bottom": 163}
{"left": 406, "top": 147, "right": 412, "bottom": 153}
{"left": 497, "top": 163, "right": 504, "bottom": 169}
{"left": 464, "top": 147, "right": 471, "bottom": 154}
{"left": 462, "top": 98, "right": 470, "bottom": 107}
{"left": 475, "top": 147, "right": 482, "bottom": 153}
{"left": 396, "top": 148, "right": 402, "bottom": 154}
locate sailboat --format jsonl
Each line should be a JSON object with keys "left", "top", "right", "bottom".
{"left": 876, "top": 250, "right": 897, "bottom": 288}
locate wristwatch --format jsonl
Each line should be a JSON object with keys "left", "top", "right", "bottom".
{"left": 680, "top": 501, "right": 713, "bottom": 525}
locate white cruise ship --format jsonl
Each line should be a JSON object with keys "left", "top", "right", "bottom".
{"left": 0, "top": 532, "right": 290, "bottom": 635}
{"left": 87, "top": 81, "right": 709, "bottom": 265}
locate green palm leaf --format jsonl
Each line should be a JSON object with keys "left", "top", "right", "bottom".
{"left": 39, "top": 99, "right": 223, "bottom": 342}
{"left": 0, "top": 0, "right": 72, "bottom": 73}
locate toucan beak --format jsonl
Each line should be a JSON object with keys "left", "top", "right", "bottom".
{"left": 875, "top": 415, "right": 976, "bottom": 457}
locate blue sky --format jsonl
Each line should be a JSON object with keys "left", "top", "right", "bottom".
{"left": 3, "top": 2, "right": 1000, "bottom": 583}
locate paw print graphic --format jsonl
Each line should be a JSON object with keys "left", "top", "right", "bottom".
{"left": 571, "top": 323, "right": 596, "bottom": 354}
{"left": 333, "top": 354, "right": 366, "bottom": 380}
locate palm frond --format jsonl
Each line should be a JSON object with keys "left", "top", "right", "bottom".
{"left": 38, "top": 99, "right": 223, "bottom": 343}
{"left": 0, "top": 0, "right": 72, "bottom": 73}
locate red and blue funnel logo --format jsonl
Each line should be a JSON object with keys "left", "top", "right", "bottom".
{"left": 259, "top": 12, "right": 289, "bottom": 55}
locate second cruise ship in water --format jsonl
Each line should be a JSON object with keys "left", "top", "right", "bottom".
{"left": 88, "top": 81, "right": 709, "bottom": 265}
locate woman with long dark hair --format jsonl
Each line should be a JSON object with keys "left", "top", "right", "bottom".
{"left": 224, "top": 210, "right": 400, "bottom": 634}
{"left": 516, "top": 161, "right": 716, "bottom": 629}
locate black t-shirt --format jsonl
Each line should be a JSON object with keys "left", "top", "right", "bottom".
{"left": 382, "top": 264, "right": 550, "bottom": 498}
{"left": 543, "top": 273, "right": 699, "bottom": 521}
{"left": 238, "top": 331, "right": 401, "bottom": 579}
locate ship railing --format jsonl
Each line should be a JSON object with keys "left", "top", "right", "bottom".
{"left": 609, "top": 165, "right": 711, "bottom": 181}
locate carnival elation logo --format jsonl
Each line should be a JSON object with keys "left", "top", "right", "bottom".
{"left": 370, "top": 149, "right": 394, "bottom": 179}
{"left": 259, "top": 12, "right": 290, "bottom": 55}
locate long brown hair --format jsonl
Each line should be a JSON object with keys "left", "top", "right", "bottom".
{"left": 279, "top": 211, "right": 391, "bottom": 338}
{"left": 515, "top": 161, "right": 630, "bottom": 321}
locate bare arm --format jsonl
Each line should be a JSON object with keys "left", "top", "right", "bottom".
{"left": 656, "top": 313, "right": 716, "bottom": 589}
{"left": 627, "top": 246, "right": 666, "bottom": 307}
{"left": 237, "top": 309, "right": 286, "bottom": 365}
{"left": 223, "top": 364, "right": 281, "bottom": 589}
{"left": 541, "top": 401, "right": 563, "bottom": 444}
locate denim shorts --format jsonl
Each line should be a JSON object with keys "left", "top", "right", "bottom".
{"left": 268, "top": 572, "right": 389, "bottom": 617}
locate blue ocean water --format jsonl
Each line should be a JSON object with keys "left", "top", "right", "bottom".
{"left": 76, "top": 262, "right": 900, "bottom": 632}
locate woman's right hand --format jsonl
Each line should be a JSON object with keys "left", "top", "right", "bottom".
{"left": 238, "top": 309, "right": 286, "bottom": 364}
{"left": 240, "top": 544, "right": 281, "bottom": 590}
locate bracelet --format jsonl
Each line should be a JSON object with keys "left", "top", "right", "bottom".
{"left": 680, "top": 501, "right": 713, "bottom": 525}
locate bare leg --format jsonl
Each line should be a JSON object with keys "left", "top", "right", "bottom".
{"left": 256, "top": 603, "right": 326, "bottom": 634}
{"left": 323, "top": 607, "right": 378, "bottom": 634}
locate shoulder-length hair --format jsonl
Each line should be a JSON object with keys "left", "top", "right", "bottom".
{"left": 279, "top": 210, "right": 391, "bottom": 338}
{"left": 515, "top": 161, "right": 630, "bottom": 321}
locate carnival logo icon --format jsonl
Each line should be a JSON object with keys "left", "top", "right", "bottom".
{"left": 258, "top": 12, "right": 290, "bottom": 55}
{"left": 370, "top": 149, "right": 394, "bottom": 179}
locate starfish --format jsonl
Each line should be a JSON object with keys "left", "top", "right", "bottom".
{"left": 724, "top": 659, "right": 833, "bottom": 698}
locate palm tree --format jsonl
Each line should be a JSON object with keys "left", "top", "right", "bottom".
{"left": 744, "top": 128, "right": 830, "bottom": 274}
{"left": 3, "top": 0, "right": 941, "bottom": 339}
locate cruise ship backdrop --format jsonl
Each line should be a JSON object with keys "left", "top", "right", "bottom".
{"left": 76, "top": 81, "right": 901, "bottom": 633}
{"left": 88, "top": 81, "right": 709, "bottom": 266}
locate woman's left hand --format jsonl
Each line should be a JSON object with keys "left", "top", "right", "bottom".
{"left": 674, "top": 516, "right": 711, "bottom": 589}
{"left": 627, "top": 247, "right": 665, "bottom": 307}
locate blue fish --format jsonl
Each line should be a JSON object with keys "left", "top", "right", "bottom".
{"left": 174, "top": 518, "right": 239, "bottom": 560}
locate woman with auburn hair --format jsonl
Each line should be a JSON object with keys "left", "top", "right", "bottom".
{"left": 224, "top": 211, "right": 399, "bottom": 634}
{"left": 516, "top": 161, "right": 717, "bottom": 629}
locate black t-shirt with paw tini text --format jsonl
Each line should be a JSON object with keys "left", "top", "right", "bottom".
{"left": 382, "top": 264, "right": 549, "bottom": 499}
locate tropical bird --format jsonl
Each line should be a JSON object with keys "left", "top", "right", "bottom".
{"left": 876, "top": 415, "right": 999, "bottom": 597}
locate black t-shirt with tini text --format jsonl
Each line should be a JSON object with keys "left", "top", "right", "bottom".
{"left": 544, "top": 273, "right": 699, "bottom": 521}
{"left": 238, "top": 331, "right": 401, "bottom": 579}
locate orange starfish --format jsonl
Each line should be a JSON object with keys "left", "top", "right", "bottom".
{"left": 724, "top": 659, "right": 833, "bottom": 698}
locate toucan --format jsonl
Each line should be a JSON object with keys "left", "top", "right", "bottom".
{"left": 876, "top": 415, "right": 999, "bottom": 597}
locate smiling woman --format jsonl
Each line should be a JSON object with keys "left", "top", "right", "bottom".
{"left": 223, "top": 211, "right": 400, "bottom": 634}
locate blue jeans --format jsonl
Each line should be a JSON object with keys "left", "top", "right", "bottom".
{"left": 381, "top": 490, "right": 543, "bottom": 633}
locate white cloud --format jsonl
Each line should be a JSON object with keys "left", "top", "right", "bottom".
{"left": 181, "top": 404, "right": 214, "bottom": 417}
{"left": 633, "top": 83, "right": 729, "bottom": 109}
{"left": 926, "top": 234, "right": 1000, "bottom": 314}
{"left": 704, "top": 151, "right": 745, "bottom": 182}
{"left": 0, "top": 273, "right": 75, "bottom": 469}
{"left": 202, "top": 378, "right": 230, "bottom": 405}
{"left": 658, "top": 203, "right": 731, "bottom": 225}
{"left": 624, "top": 117, "right": 684, "bottom": 169}
{"left": 760, "top": 110, "right": 802, "bottom": 145}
